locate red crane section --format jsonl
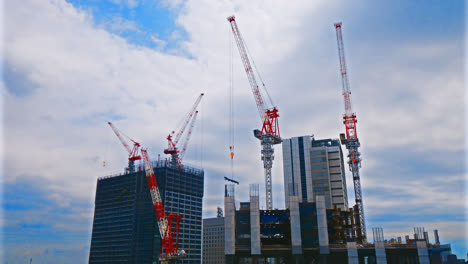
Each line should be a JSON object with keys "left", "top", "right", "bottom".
{"left": 108, "top": 122, "right": 141, "bottom": 173}
{"left": 227, "top": 16, "right": 280, "bottom": 139}
{"left": 334, "top": 22, "right": 357, "bottom": 140}
{"left": 141, "top": 149, "right": 185, "bottom": 262}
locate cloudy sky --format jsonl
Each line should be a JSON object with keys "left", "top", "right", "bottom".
{"left": 1, "top": 0, "right": 466, "bottom": 262}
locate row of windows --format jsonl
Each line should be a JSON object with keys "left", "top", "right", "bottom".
{"left": 311, "top": 164, "right": 328, "bottom": 170}
{"left": 311, "top": 157, "right": 327, "bottom": 163}
{"left": 310, "top": 150, "right": 326, "bottom": 156}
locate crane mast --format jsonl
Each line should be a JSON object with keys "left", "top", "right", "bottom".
{"left": 334, "top": 22, "right": 366, "bottom": 243}
{"left": 108, "top": 122, "right": 141, "bottom": 173}
{"left": 227, "top": 15, "right": 281, "bottom": 210}
{"left": 141, "top": 149, "right": 185, "bottom": 263}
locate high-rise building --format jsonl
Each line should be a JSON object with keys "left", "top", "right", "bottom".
{"left": 89, "top": 161, "right": 204, "bottom": 264}
{"left": 202, "top": 215, "right": 225, "bottom": 264}
{"left": 282, "top": 135, "right": 349, "bottom": 210}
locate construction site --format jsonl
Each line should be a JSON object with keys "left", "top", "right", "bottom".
{"left": 220, "top": 16, "right": 455, "bottom": 264}
{"left": 87, "top": 15, "right": 460, "bottom": 264}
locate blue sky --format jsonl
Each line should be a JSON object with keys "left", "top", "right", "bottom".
{"left": 2, "top": 0, "right": 466, "bottom": 263}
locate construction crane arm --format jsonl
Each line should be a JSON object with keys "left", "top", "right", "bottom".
{"left": 227, "top": 16, "right": 266, "bottom": 121}
{"left": 173, "top": 93, "right": 204, "bottom": 146}
{"left": 179, "top": 111, "right": 199, "bottom": 162}
{"left": 108, "top": 122, "right": 141, "bottom": 174}
{"left": 108, "top": 122, "right": 133, "bottom": 154}
{"left": 227, "top": 15, "right": 280, "bottom": 138}
{"left": 334, "top": 22, "right": 357, "bottom": 140}
{"left": 334, "top": 22, "right": 353, "bottom": 116}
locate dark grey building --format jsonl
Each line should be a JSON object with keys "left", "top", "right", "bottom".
{"left": 89, "top": 161, "right": 204, "bottom": 264}
{"left": 282, "top": 135, "right": 349, "bottom": 210}
{"left": 202, "top": 216, "right": 225, "bottom": 264}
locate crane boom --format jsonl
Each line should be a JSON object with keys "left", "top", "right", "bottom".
{"left": 108, "top": 122, "right": 141, "bottom": 173}
{"left": 173, "top": 93, "right": 204, "bottom": 146}
{"left": 165, "top": 93, "right": 204, "bottom": 164}
{"left": 227, "top": 15, "right": 281, "bottom": 210}
{"left": 227, "top": 16, "right": 266, "bottom": 121}
{"left": 141, "top": 149, "right": 185, "bottom": 262}
{"left": 334, "top": 22, "right": 366, "bottom": 243}
{"left": 179, "top": 111, "right": 199, "bottom": 162}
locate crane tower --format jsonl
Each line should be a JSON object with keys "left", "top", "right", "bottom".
{"left": 227, "top": 15, "right": 281, "bottom": 210}
{"left": 334, "top": 22, "right": 366, "bottom": 243}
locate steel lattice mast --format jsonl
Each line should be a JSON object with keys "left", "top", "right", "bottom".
{"left": 141, "top": 149, "right": 185, "bottom": 263}
{"left": 227, "top": 15, "right": 281, "bottom": 210}
{"left": 334, "top": 22, "right": 366, "bottom": 243}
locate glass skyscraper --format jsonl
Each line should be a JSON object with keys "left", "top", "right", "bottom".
{"left": 89, "top": 161, "right": 204, "bottom": 264}
{"left": 282, "top": 135, "right": 348, "bottom": 210}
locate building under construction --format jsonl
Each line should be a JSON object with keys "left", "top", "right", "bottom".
{"left": 224, "top": 185, "right": 453, "bottom": 264}
{"left": 89, "top": 161, "right": 204, "bottom": 264}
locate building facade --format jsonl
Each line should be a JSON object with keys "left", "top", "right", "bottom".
{"left": 89, "top": 161, "right": 204, "bottom": 264}
{"left": 224, "top": 187, "right": 450, "bottom": 264}
{"left": 202, "top": 216, "right": 225, "bottom": 264}
{"left": 282, "top": 135, "right": 349, "bottom": 210}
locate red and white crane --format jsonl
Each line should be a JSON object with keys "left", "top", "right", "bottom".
{"left": 334, "top": 22, "right": 366, "bottom": 243}
{"left": 141, "top": 148, "right": 185, "bottom": 263}
{"left": 108, "top": 122, "right": 141, "bottom": 173}
{"left": 227, "top": 15, "right": 281, "bottom": 210}
{"left": 164, "top": 93, "right": 204, "bottom": 165}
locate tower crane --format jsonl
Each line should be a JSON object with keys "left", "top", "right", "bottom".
{"left": 164, "top": 93, "right": 204, "bottom": 166}
{"left": 227, "top": 15, "right": 281, "bottom": 210}
{"left": 107, "top": 122, "right": 141, "bottom": 173}
{"left": 334, "top": 22, "right": 366, "bottom": 243}
{"left": 141, "top": 148, "right": 185, "bottom": 263}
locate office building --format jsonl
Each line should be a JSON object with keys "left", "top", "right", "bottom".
{"left": 89, "top": 161, "right": 204, "bottom": 264}
{"left": 202, "top": 214, "right": 225, "bottom": 264}
{"left": 282, "top": 135, "right": 348, "bottom": 210}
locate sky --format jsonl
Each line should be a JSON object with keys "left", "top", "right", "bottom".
{"left": 1, "top": 0, "right": 466, "bottom": 263}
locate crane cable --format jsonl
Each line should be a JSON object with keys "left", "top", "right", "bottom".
{"left": 243, "top": 35, "right": 275, "bottom": 108}
{"left": 229, "top": 26, "right": 235, "bottom": 180}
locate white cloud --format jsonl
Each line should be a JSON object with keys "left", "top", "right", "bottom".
{"left": 150, "top": 33, "right": 167, "bottom": 50}
{"left": 102, "top": 16, "right": 141, "bottom": 34}
{"left": 109, "top": 0, "right": 139, "bottom": 8}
